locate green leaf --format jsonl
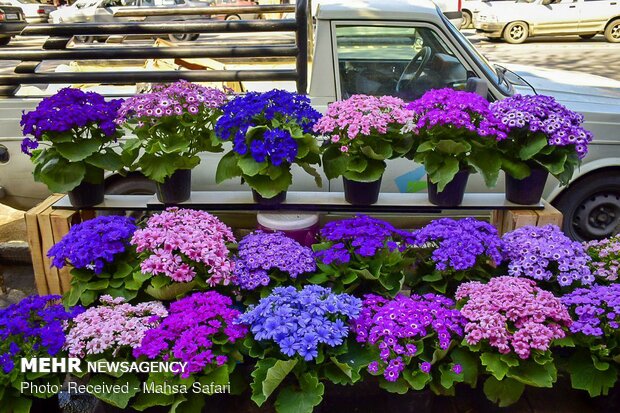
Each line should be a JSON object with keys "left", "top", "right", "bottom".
{"left": 81, "top": 290, "right": 97, "bottom": 306}
{"left": 501, "top": 158, "right": 531, "bottom": 180}
{"left": 244, "top": 169, "right": 292, "bottom": 199}
{"left": 238, "top": 156, "right": 267, "bottom": 177}
{"left": 113, "top": 262, "right": 134, "bottom": 279}
{"left": 567, "top": 350, "right": 618, "bottom": 397}
{"left": 262, "top": 359, "right": 298, "bottom": 400}
{"left": 429, "top": 157, "right": 460, "bottom": 193}
{"left": 132, "top": 392, "right": 174, "bottom": 411}
{"left": 347, "top": 156, "right": 368, "bottom": 173}
{"left": 360, "top": 141, "right": 392, "bottom": 160}
{"left": 138, "top": 153, "right": 177, "bottom": 183}
{"left": 506, "top": 359, "right": 556, "bottom": 388}
{"left": 200, "top": 366, "right": 230, "bottom": 386}
{"left": 298, "top": 163, "right": 323, "bottom": 188}
{"left": 402, "top": 369, "right": 431, "bottom": 390}
{"left": 89, "top": 374, "right": 140, "bottom": 408}
{"left": 86, "top": 279, "right": 109, "bottom": 290}
{"left": 518, "top": 133, "right": 548, "bottom": 160}
{"left": 34, "top": 154, "right": 86, "bottom": 193}
{"left": 307, "top": 273, "right": 328, "bottom": 284}
{"left": 275, "top": 372, "right": 324, "bottom": 413}
{"left": 151, "top": 275, "right": 170, "bottom": 289}
{"left": 480, "top": 353, "right": 509, "bottom": 380}
{"left": 64, "top": 282, "right": 86, "bottom": 306}
{"left": 450, "top": 348, "right": 479, "bottom": 387}
{"left": 468, "top": 149, "right": 501, "bottom": 188}
{"left": 325, "top": 357, "right": 357, "bottom": 384}
{"left": 343, "top": 159, "right": 385, "bottom": 182}
{"left": 435, "top": 140, "right": 471, "bottom": 155}
{"left": 439, "top": 363, "right": 465, "bottom": 389}
{"left": 417, "top": 141, "right": 435, "bottom": 153}
{"left": 379, "top": 377, "right": 409, "bottom": 394}
{"left": 422, "top": 272, "right": 443, "bottom": 282}
{"left": 86, "top": 149, "right": 124, "bottom": 171}
{"left": 55, "top": 139, "right": 102, "bottom": 162}
{"left": 483, "top": 376, "right": 525, "bottom": 407}
{"left": 322, "top": 145, "right": 348, "bottom": 179}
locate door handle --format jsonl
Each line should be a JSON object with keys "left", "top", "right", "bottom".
{"left": 569, "top": 5, "right": 576, "bottom": 7}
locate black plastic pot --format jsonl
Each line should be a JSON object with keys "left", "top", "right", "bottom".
{"left": 343, "top": 176, "right": 382, "bottom": 206}
{"left": 427, "top": 169, "right": 469, "bottom": 207}
{"left": 31, "top": 395, "right": 61, "bottom": 413}
{"left": 156, "top": 169, "right": 191, "bottom": 204}
{"left": 68, "top": 168, "right": 104, "bottom": 208}
{"left": 505, "top": 166, "right": 549, "bottom": 205}
{"left": 252, "top": 189, "right": 287, "bottom": 205}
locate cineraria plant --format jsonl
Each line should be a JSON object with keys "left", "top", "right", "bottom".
{"left": 0, "top": 295, "right": 82, "bottom": 412}
{"left": 405, "top": 88, "right": 508, "bottom": 191}
{"left": 455, "top": 276, "right": 572, "bottom": 407}
{"left": 583, "top": 235, "right": 620, "bottom": 282}
{"left": 20, "top": 88, "right": 124, "bottom": 192}
{"left": 490, "top": 94, "right": 593, "bottom": 185}
{"left": 352, "top": 293, "right": 471, "bottom": 396}
{"left": 233, "top": 231, "right": 316, "bottom": 293}
{"left": 47, "top": 215, "right": 141, "bottom": 306}
{"left": 561, "top": 284, "right": 620, "bottom": 397}
{"left": 63, "top": 296, "right": 167, "bottom": 409}
{"left": 130, "top": 208, "right": 236, "bottom": 298}
{"left": 117, "top": 81, "right": 227, "bottom": 183}
{"left": 314, "top": 95, "right": 415, "bottom": 183}
{"left": 132, "top": 292, "right": 247, "bottom": 412}
{"left": 215, "top": 89, "right": 322, "bottom": 199}
{"left": 407, "top": 218, "right": 504, "bottom": 294}
{"left": 312, "top": 215, "right": 414, "bottom": 296}
{"left": 502, "top": 224, "right": 594, "bottom": 290}
{"left": 236, "top": 285, "right": 362, "bottom": 413}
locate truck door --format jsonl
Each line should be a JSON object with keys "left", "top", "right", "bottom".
{"left": 533, "top": 0, "right": 581, "bottom": 35}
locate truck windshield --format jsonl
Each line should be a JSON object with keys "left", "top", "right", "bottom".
{"left": 439, "top": 12, "right": 514, "bottom": 96}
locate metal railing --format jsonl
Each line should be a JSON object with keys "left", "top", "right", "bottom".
{"left": 0, "top": 0, "right": 309, "bottom": 96}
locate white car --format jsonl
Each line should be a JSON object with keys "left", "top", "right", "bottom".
{"left": 474, "top": 0, "right": 620, "bottom": 43}
{"left": 461, "top": 0, "right": 514, "bottom": 28}
{"left": 0, "top": 0, "right": 55, "bottom": 23}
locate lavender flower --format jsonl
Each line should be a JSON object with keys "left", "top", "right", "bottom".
{"left": 237, "top": 285, "right": 361, "bottom": 361}
{"left": 47, "top": 216, "right": 137, "bottom": 274}
{"left": 562, "top": 284, "right": 620, "bottom": 337}
{"left": 583, "top": 236, "right": 620, "bottom": 282}
{"left": 502, "top": 225, "right": 594, "bottom": 287}
{"left": 353, "top": 293, "right": 465, "bottom": 381}
{"left": 233, "top": 231, "right": 316, "bottom": 290}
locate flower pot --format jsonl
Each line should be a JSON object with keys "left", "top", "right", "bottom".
{"left": 145, "top": 280, "right": 196, "bottom": 300}
{"left": 427, "top": 169, "right": 469, "bottom": 207}
{"left": 252, "top": 189, "right": 287, "bottom": 205}
{"left": 156, "top": 169, "right": 191, "bottom": 204}
{"left": 31, "top": 394, "right": 61, "bottom": 413}
{"left": 505, "top": 167, "right": 549, "bottom": 205}
{"left": 68, "top": 169, "right": 104, "bottom": 208}
{"left": 343, "top": 176, "right": 382, "bottom": 205}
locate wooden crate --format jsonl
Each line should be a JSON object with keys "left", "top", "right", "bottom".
{"left": 491, "top": 201, "right": 563, "bottom": 236}
{"left": 25, "top": 194, "right": 93, "bottom": 295}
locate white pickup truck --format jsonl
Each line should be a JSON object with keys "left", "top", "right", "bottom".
{"left": 0, "top": 0, "right": 618, "bottom": 241}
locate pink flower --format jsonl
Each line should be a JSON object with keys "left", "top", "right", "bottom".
{"left": 340, "top": 146, "right": 349, "bottom": 153}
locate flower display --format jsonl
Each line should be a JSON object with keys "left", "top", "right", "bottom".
{"left": 583, "top": 236, "right": 620, "bottom": 282}
{"left": 410, "top": 218, "right": 504, "bottom": 272}
{"left": 490, "top": 94, "right": 593, "bottom": 160}
{"left": 133, "top": 291, "right": 247, "bottom": 378}
{"left": 48, "top": 215, "right": 137, "bottom": 274}
{"left": 353, "top": 293, "right": 465, "bottom": 381}
{"left": 502, "top": 225, "right": 593, "bottom": 287}
{"left": 456, "top": 276, "right": 571, "bottom": 359}
{"left": 214, "top": 89, "right": 322, "bottom": 199}
{"left": 64, "top": 296, "right": 167, "bottom": 358}
{"left": 21, "top": 88, "right": 123, "bottom": 155}
{"left": 0, "top": 295, "right": 81, "bottom": 374}
{"left": 237, "top": 285, "right": 361, "bottom": 361}
{"left": 233, "top": 231, "right": 316, "bottom": 290}
{"left": 562, "top": 284, "right": 620, "bottom": 337}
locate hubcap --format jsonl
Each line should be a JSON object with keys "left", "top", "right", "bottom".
{"left": 612, "top": 24, "right": 620, "bottom": 40}
{"left": 573, "top": 192, "right": 620, "bottom": 240}
{"left": 511, "top": 26, "right": 524, "bottom": 40}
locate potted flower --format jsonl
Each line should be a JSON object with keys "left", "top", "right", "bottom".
{"left": 132, "top": 291, "right": 247, "bottom": 412}
{"left": 47, "top": 215, "right": 142, "bottom": 306}
{"left": 20, "top": 88, "right": 124, "bottom": 207}
{"left": 0, "top": 295, "right": 82, "bottom": 412}
{"left": 215, "top": 89, "right": 322, "bottom": 205}
{"left": 583, "top": 235, "right": 620, "bottom": 282}
{"left": 490, "top": 94, "right": 593, "bottom": 204}
{"left": 117, "top": 81, "right": 227, "bottom": 204}
{"left": 63, "top": 296, "right": 168, "bottom": 412}
{"left": 130, "top": 207, "right": 236, "bottom": 300}
{"left": 236, "top": 285, "right": 362, "bottom": 413}
{"left": 312, "top": 215, "right": 414, "bottom": 297}
{"left": 407, "top": 218, "right": 504, "bottom": 294}
{"left": 352, "top": 293, "right": 470, "bottom": 403}
{"left": 455, "top": 276, "right": 572, "bottom": 407}
{"left": 405, "top": 88, "right": 507, "bottom": 207}
{"left": 561, "top": 284, "right": 620, "bottom": 398}
{"left": 314, "top": 95, "right": 414, "bottom": 205}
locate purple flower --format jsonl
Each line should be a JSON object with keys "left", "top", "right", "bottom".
{"left": 47, "top": 216, "right": 136, "bottom": 274}
{"left": 420, "top": 362, "right": 432, "bottom": 374}
{"left": 452, "top": 364, "right": 463, "bottom": 374}
{"left": 562, "top": 284, "right": 620, "bottom": 337}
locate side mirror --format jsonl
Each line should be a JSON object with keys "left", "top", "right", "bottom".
{"left": 465, "top": 77, "right": 489, "bottom": 98}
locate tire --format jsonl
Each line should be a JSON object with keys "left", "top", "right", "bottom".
{"left": 552, "top": 170, "right": 620, "bottom": 241}
{"left": 0, "top": 37, "right": 11, "bottom": 46}
{"left": 579, "top": 34, "right": 596, "bottom": 40}
{"left": 74, "top": 35, "right": 94, "bottom": 43}
{"left": 105, "top": 174, "right": 156, "bottom": 196}
{"left": 462, "top": 10, "right": 472, "bottom": 29}
{"left": 604, "top": 18, "right": 620, "bottom": 43}
{"left": 503, "top": 21, "right": 529, "bottom": 44}
{"left": 168, "top": 33, "right": 199, "bottom": 42}
{"left": 225, "top": 14, "right": 241, "bottom": 21}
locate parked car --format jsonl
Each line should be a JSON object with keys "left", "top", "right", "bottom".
{"left": 461, "top": 0, "right": 514, "bottom": 28}
{"left": 49, "top": 0, "right": 212, "bottom": 42}
{"left": 0, "top": 4, "right": 26, "bottom": 45}
{"left": 474, "top": 0, "right": 620, "bottom": 43}
{"left": 213, "top": 0, "right": 260, "bottom": 20}
{"left": 1, "top": 0, "right": 54, "bottom": 23}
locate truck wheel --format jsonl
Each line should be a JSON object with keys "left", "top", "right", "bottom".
{"left": 604, "top": 19, "right": 620, "bottom": 43}
{"left": 225, "top": 14, "right": 241, "bottom": 20}
{"left": 552, "top": 170, "right": 620, "bottom": 241}
{"left": 169, "top": 33, "right": 198, "bottom": 42}
{"left": 74, "top": 36, "right": 95, "bottom": 43}
{"left": 0, "top": 37, "right": 11, "bottom": 46}
{"left": 462, "top": 10, "right": 472, "bottom": 29}
{"left": 503, "top": 21, "right": 528, "bottom": 44}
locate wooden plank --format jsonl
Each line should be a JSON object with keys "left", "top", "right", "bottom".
{"left": 490, "top": 210, "right": 505, "bottom": 233}
{"left": 501, "top": 209, "right": 539, "bottom": 235}
{"left": 25, "top": 194, "right": 64, "bottom": 295}
{"left": 50, "top": 209, "right": 80, "bottom": 293}
{"left": 536, "top": 201, "right": 563, "bottom": 228}
{"left": 37, "top": 206, "right": 62, "bottom": 295}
